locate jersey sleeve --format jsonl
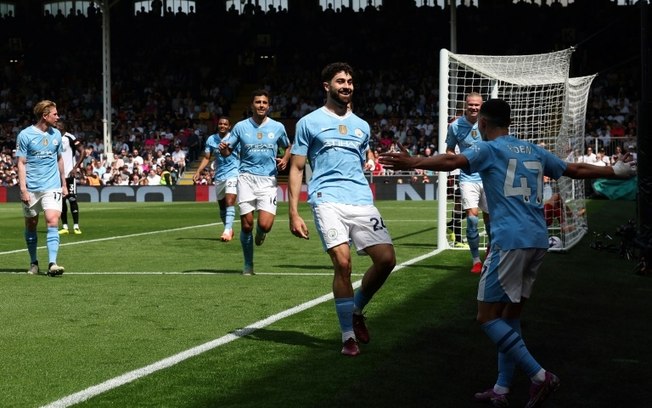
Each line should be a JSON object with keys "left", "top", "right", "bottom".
{"left": 542, "top": 149, "right": 568, "bottom": 180}
{"left": 445, "top": 122, "right": 457, "bottom": 151}
{"left": 461, "top": 142, "right": 489, "bottom": 173}
{"left": 16, "top": 131, "right": 28, "bottom": 158}
{"left": 224, "top": 126, "right": 240, "bottom": 150}
{"left": 291, "top": 118, "right": 309, "bottom": 157}
{"left": 204, "top": 136, "right": 215, "bottom": 154}
{"left": 277, "top": 124, "right": 290, "bottom": 148}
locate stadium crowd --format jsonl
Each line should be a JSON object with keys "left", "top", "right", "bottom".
{"left": 0, "top": 0, "right": 641, "bottom": 187}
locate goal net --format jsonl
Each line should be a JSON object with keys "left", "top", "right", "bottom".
{"left": 437, "top": 48, "right": 595, "bottom": 253}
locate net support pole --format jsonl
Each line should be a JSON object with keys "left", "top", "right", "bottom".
{"left": 437, "top": 48, "right": 450, "bottom": 250}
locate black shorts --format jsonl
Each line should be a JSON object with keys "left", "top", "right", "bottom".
{"left": 65, "top": 176, "right": 77, "bottom": 197}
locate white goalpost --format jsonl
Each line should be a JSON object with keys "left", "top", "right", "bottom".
{"left": 437, "top": 48, "right": 596, "bottom": 252}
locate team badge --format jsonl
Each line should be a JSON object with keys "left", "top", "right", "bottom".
{"left": 354, "top": 128, "right": 363, "bottom": 138}
{"left": 268, "top": 132, "right": 274, "bottom": 139}
{"left": 338, "top": 125, "right": 347, "bottom": 135}
{"left": 257, "top": 132, "right": 263, "bottom": 139}
{"left": 327, "top": 229, "right": 339, "bottom": 240}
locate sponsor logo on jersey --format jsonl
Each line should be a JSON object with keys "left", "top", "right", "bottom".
{"left": 324, "top": 139, "right": 362, "bottom": 149}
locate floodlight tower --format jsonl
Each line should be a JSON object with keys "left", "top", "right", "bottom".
{"left": 93, "top": 0, "right": 114, "bottom": 163}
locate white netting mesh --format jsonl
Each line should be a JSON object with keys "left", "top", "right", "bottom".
{"left": 437, "top": 48, "right": 595, "bottom": 252}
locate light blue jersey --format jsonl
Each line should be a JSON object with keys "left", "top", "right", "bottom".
{"left": 16, "top": 125, "right": 64, "bottom": 192}
{"left": 204, "top": 132, "right": 239, "bottom": 181}
{"left": 293, "top": 107, "right": 373, "bottom": 206}
{"left": 462, "top": 135, "right": 567, "bottom": 250}
{"left": 226, "top": 117, "right": 289, "bottom": 177}
{"left": 446, "top": 116, "right": 483, "bottom": 183}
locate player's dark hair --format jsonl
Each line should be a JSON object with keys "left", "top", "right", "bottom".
{"left": 479, "top": 98, "right": 511, "bottom": 127}
{"left": 321, "top": 62, "right": 354, "bottom": 83}
{"left": 251, "top": 89, "right": 269, "bottom": 101}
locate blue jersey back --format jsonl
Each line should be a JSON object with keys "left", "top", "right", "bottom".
{"left": 16, "top": 125, "right": 63, "bottom": 192}
{"left": 462, "top": 135, "right": 567, "bottom": 250}
{"left": 446, "top": 116, "right": 483, "bottom": 183}
{"left": 293, "top": 107, "right": 373, "bottom": 206}
{"left": 226, "top": 117, "right": 289, "bottom": 177}
{"left": 204, "top": 133, "right": 239, "bottom": 181}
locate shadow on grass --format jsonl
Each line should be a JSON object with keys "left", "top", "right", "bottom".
{"left": 245, "top": 328, "right": 336, "bottom": 350}
{"left": 178, "top": 202, "right": 651, "bottom": 407}
{"left": 181, "top": 268, "right": 243, "bottom": 274}
{"left": 0, "top": 268, "right": 31, "bottom": 274}
{"left": 392, "top": 226, "right": 437, "bottom": 241}
{"left": 166, "top": 263, "right": 493, "bottom": 408}
{"left": 274, "top": 263, "right": 332, "bottom": 271}
{"left": 73, "top": 201, "right": 652, "bottom": 408}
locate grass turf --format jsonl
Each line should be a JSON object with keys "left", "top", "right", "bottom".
{"left": 0, "top": 199, "right": 649, "bottom": 407}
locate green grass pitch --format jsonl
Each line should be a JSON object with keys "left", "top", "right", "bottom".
{"left": 0, "top": 200, "right": 649, "bottom": 407}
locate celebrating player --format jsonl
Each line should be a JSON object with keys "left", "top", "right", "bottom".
{"left": 219, "top": 90, "right": 292, "bottom": 275}
{"left": 193, "top": 116, "right": 239, "bottom": 242}
{"left": 288, "top": 62, "right": 396, "bottom": 357}
{"left": 446, "top": 92, "right": 490, "bottom": 274}
{"left": 379, "top": 98, "right": 636, "bottom": 407}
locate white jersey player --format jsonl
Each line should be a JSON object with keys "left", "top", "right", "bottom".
{"left": 56, "top": 121, "right": 86, "bottom": 235}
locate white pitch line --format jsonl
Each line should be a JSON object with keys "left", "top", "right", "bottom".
{"left": 1, "top": 219, "right": 432, "bottom": 256}
{"left": 0, "top": 223, "right": 221, "bottom": 255}
{"left": 64, "top": 272, "right": 364, "bottom": 276}
{"left": 40, "top": 247, "right": 445, "bottom": 408}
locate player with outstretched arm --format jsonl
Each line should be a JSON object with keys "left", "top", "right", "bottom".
{"left": 379, "top": 98, "right": 636, "bottom": 407}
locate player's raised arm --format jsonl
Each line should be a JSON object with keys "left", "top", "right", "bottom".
{"left": 379, "top": 149, "right": 469, "bottom": 172}
{"left": 563, "top": 155, "right": 636, "bottom": 179}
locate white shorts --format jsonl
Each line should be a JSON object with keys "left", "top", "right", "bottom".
{"left": 477, "top": 247, "right": 546, "bottom": 303}
{"left": 22, "top": 190, "right": 63, "bottom": 218}
{"left": 460, "top": 181, "right": 488, "bottom": 212}
{"left": 215, "top": 177, "right": 238, "bottom": 201}
{"left": 237, "top": 173, "right": 278, "bottom": 215}
{"left": 312, "top": 202, "right": 393, "bottom": 255}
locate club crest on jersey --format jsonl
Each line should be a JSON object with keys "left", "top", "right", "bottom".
{"left": 338, "top": 125, "right": 347, "bottom": 135}
{"left": 327, "top": 228, "right": 338, "bottom": 240}
{"left": 267, "top": 132, "right": 274, "bottom": 139}
{"left": 257, "top": 132, "right": 263, "bottom": 140}
{"left": 354, "top": 128, "right": 363, "bottom": 138}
